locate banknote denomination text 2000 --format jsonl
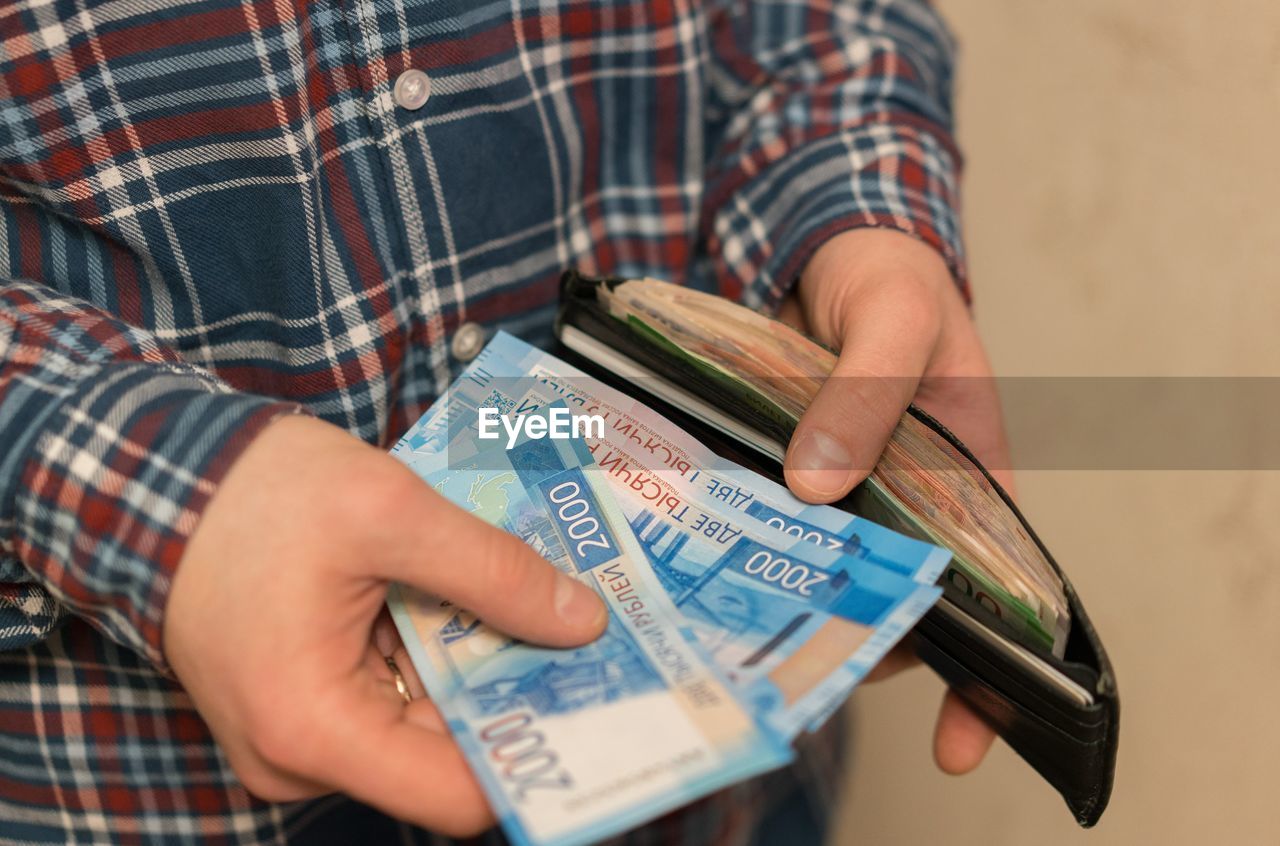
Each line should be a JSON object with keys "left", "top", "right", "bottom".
{"left": 480, "top": 712, "right": 573, "bottom": 801}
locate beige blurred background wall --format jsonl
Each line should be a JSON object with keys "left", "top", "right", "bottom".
{"left": 834, "top": 2, "right": 1280, "bottom": 844}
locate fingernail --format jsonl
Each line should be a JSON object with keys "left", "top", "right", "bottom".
{"left": 788, "top": 429, "right": 856, "bottom": 498}
{"left": 555, "top": 574, "right": 605, "bottom": 629}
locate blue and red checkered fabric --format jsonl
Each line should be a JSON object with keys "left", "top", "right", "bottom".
{"left": 0, "top": 0, "right": 962, "bottom": 841}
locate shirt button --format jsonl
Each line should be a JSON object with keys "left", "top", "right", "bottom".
{"left": 450, "top": 322, "right": 486, "bottom": 362}
{"left": 393, "top": 69, "right": 431, "bottom": 111}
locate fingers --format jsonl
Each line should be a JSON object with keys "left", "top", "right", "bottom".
{"left": 917, "top": 375, "right": 1016, "bottom": 496}
{"left": 933, "top": 690, "right": 997, "bottom": 775}
{"left": 336, "top": 728, "right": 491, "bottom": 836}
{"left": 912, "top": 307, "right": 1018, "bottom": 495}
{"left": 403, "top": 697, "right": 448, "bottom": 733}
{"left": 239, "top": 625, "right": 463, "bottom": 822}
{"left": 370, "top": 609, "right": 428, "bottom": 700}
{"left": 862, "top": 642, "right": 921, "bottom": 683}
{"left": 785, "top": 282, "right": 937, "bottom": 503}
{"left": 328, "top": 682, "right": 493, "bottom": 836}
{"left": 225, "top": 746, "right": 333, "bottom": 804}
{"left": 371, "top": 607, "right": 401, "bottom": 658}
{"left": 214, "top": 722, "right": 333, "bottom": 804}
{"left": 383, "top": 486, "right": 607, "bottom": 648}
{"left": 775, "top": 290, "right": 808, "bottom": 332}
{"left": 251, "top": 676, "right": 494, "bottom": 837}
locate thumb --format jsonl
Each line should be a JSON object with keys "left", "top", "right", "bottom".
{"left": 387, "top": 485, "right": 608, "bottom": 648}
{"left": 784, "top": 285, "right": 936, "bottom": 503}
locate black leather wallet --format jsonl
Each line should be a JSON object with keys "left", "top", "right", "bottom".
{"left": 553, "top": 270, "right": 1118, "bottom": 826}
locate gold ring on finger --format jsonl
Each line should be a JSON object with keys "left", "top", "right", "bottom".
{"left": 385, "top": 656, "right": 412, "bottom": 704}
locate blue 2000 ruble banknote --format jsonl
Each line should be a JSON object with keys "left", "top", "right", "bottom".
{"left": 393, "top": 331, "right": 951, "bottom": 588}
{"left": 387, "top": 427, "right": 791, "bottom": 846}
{"left": 417, "top": 398, "right": 942, "bottom": 740}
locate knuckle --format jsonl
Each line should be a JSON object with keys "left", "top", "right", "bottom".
{"left": 851, "top": 267, "right": 940, "bottom": 321}
{"left": 244, "top": 710, "right": 306, "bottom": 772}
{"left": 237, "top": 769, "right": 307, "bottom": 803}
{"left": 822, "top": 369, "right": 900, "bottom": 425}
{"left": 226, "top": 749, "right": 311, "bottom": 803}
{"left": 432, "top": 802, "right": 495, "bottom": 838}
{"left": 478, "top": 530, "right": 543, "bottom": 592}
{"left": 897, "top": 276, "right": 945, "bottom": 333}
{"left": 344, "top": 460, "right": 422, "bottom": 524}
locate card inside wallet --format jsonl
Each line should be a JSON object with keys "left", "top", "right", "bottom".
{"left": 553, "top": 269, "right": 1119, "bottom": 827}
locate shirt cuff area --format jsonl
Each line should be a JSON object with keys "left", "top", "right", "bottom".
{"left": 8, "top": 360, "right": 304, "bottom": 670}
{"left": 705, "top": 123, "right": 967, "bottom": 312}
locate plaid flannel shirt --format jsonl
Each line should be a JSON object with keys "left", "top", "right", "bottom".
{"left": 0, "top": 0, "right": 963, "bottom": 842}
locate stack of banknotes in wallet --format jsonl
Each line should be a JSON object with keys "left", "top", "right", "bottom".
{"left": 595, "top": 279, "right": 1071, "bottom": 658}
{"left": 385, "top": 331, "right": 956, "bottom": 846}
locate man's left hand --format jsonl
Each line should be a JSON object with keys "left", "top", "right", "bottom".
{"left": 783, "top": 227, "right": 1012, "bottom": 775}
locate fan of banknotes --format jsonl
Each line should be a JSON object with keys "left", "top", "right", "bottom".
{"left": 599, "top": 279, "right": 1070, "bottom": 657}
{"left": 386, "top": 333, "right": 954, "bottom": 846}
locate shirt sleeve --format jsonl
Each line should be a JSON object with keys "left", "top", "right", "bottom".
{"left": 701, "top": 0, "right": 966, "bottom": 310}
{"left": 0, "top": 280, "right": 302, "bottom": 669}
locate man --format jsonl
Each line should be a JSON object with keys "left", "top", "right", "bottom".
{"left": 0, "top": 1, "right": 1009, "bottom": 842}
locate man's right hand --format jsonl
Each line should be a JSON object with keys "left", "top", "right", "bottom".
{"left": 163, "top": 415, "right": 607, "bottom": 836}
